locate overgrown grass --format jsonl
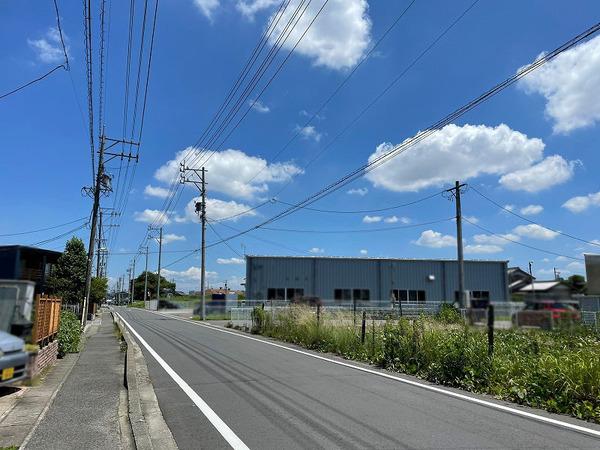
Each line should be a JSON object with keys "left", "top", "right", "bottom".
{"left": 128, "top": 301, "right": 145, "bottom": 308}
{"left": 57, "top": 310, "right": 82, "bottom": 356}
{"left": 251, "top": 305, "right": 600, "bottom": 423}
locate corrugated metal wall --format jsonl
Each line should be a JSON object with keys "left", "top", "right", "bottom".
{"left": 246, "top": 256, "right": 508, "bottom": 302}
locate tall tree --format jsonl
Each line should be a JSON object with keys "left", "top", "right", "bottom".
{"left": 565, "top": 274, "right": 586, "bottom": 294}
{"left": 90, "top": 277, "right": 108, "bottom": 305}
{"left": 47, "top": 237, "right": 88, "bottom": 304}
{"left": 132, "top": 271, "right": 176, "bottom": 300}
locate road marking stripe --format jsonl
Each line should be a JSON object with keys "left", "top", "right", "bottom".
{"left": 114, "top": 312, "right": 250, "bottom": 450}
{"left": 150, "top": 310, "right": 600, "bottom": 439}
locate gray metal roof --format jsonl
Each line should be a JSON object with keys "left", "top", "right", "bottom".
{"left": 246, "top": 254, "right": 508, "bottom": 263}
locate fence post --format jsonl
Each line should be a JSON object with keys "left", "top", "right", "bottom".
{"left": 353, "top": 298, "right": 357, "bottom": 326}
{"left": 361, "top": 311, "right": 366, "bottom": 344}
{"left": 487, "top": 304, "right": 494, "bottom": 357}
{"left": 371, "top": 315, "right": 375, "bottom": 357}
{"left": 317, "top": 304, "right": 321, "bottom": 329}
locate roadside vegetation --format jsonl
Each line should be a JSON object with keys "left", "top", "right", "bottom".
{"left": 57, "top": 310, "right": 82, "bottom": 356}
{"left": 128, "top": 301, "right": 145, "bottom": 308}
{"left": 249, "top": 305, "right": 600, "bottom": 423}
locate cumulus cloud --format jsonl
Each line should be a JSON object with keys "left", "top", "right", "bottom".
{"left": 236, "top": 0, "right": 279, "bottom": 19}
{"left": 296, "top": 125, "right": 322, "bottom": 142}
{"left": 499, "top": 155, "right": 575, "bottom": 193}
{"left": 162, "top": 233, "right": 186, "bottom": 245}
{"left": 134, "top": 209, "right": 170, "bottom": 225}
{"left": 193, "top": 0, "right": 220, "bottom": 20}
{"left": 464, "top": 244, "right": 503, "bottom": 254}
{"left": 383, "top": 216, "right": 410, "bottom": 224}
{"left": 161, "top": 266, "right": 218, "bottom": 291}
{"left": 144, "top": 185, "right": 170, "bottom": 199}
{"left": 415, "top": 230, "right": 456, "bottom": 248}
{"left": 249, "top": 99, "right": 270, "bottom": 113}
{"left": 518, "top": 35, "right": 600, "bottom": 133}
{"left": 347, "top": 187, "right": 368, "bottom": 196}
{"left": 186, "top": 197, "right": 257, "bottom": 222}
{"left": 513, "top": 224, "right": 558, "bottom": 240}
{"left": 309, "top": 247, "right": 324, "bottom": 254}
{"left": 473, "top": 233, "right": 520, "bottom": 245}
{"left": 362, "top": 215, "right": 382, "bottom": 223}
{"left": 463, "top": 216, "right": 479, "bottom": 224}
{"left": 216, "top": 257, "right": 245, "bottom": 265}
{"left": 28, "top": 27, "right": 69, "bottom": 64}
{"left": 268, "top": 0, "right": 371, "bottom": 70}
{"left": 562, "top": 191, "right": 600, "bottom": 213}
{"left": 365, "top": 124, "right": 549, "bottom": 192}
{"left": 359, "top": 249, "right": 368, "bottom": 255}
{"left": 520, "top": 204, "right": 543, "bottom": 216}
{"left": 154, "top": 148, "right": 302, "bottom": 200}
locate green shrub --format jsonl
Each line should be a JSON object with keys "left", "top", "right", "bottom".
{"left": 57, "top": 310, "right": 82, "bottom": 356}
{"left": 435, "top": 303, "right": 463, "bottom": 324}
{"left": 129, "top": 301, "right": 145, "bottom": 308}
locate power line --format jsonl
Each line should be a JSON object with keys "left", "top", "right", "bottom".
{"left": 462, "top": 217, "right": 583, "bottom": 262}
{"left": 262, "top": 217, "right": 454, "bottom": 234}
{"left": 469, "top": 185, "right": 600, "bottom": 249}
{"left": 208, "top": 222, "right": 243, "bottom": 257}
{"left": 29, "top": 223, "right": 89, "bottom": 247}
{"left": 53, "top": 0, "right": 70, "bottom": 69}
{"left": 0, "top": 217, "right": 88, "bottom": 237}
{"left": 0, "top": 65, "right": 66, "bottom": 101}
{"left": 199, "top": 21, "right": 600, "bottom": 249}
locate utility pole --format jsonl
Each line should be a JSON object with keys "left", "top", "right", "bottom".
{"left": 127, "top": 267, "right": 132, "bottom": 304}
{"left": 96, "top": 209, "right": 103, "bottom": 277}
{"left": 131, "top": 258, "right": 136, "bottom": 303}
{"left": 529, "top": 261, "right": 534, "bottom": 278}
{"left": 180, "top": 163, "right": 207, "bottom": 320}
{"left": 553, "top": 267, "right": 560, "bottom": 280}
{"left": 142, "top": 246, "right": 149, "bottom": 303}
{"left": 445, "top": 181, "right": 468, "bottom": 308}
{"left": 81, "top": 133, "right": 139, "bottom": 326}
{"left": 148, "top": 226, "right": 163, "bottom": 306}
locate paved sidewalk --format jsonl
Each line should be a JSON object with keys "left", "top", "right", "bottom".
{"left": 25, "top": 312, "right": 126, "bottom": 450}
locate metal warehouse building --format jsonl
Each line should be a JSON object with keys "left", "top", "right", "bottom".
{"left": 245, "top": 256, "right": 509, "bottom": 304}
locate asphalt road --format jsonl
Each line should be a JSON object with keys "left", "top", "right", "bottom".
{"left": 116, "top": 308, "right": 600, "bottom": 450}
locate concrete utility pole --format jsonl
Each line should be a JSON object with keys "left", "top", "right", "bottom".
{"left": 96, "top": 209, "right": 103, "bottom": 277}
{"left": 81, "top": 133, "right": 139, "bottom": 326}
{"left": 142, "top": 246, "right": 149, "bottom": 303}
{"left": 127, "top": 267, "right": 132, "bottom": 304}
{"left": 179, "top": 163, "right": 207, "bottom": 320}
{"left": 148, "top": 226, "right": 164, "bottom": 305}
{"left": 131, "top": 258, "right": 136, "bottom": 303}
{"left": 529, "top": 261, "right": 534, "bottom": 278}
{"left": 445, "top": 181, "right": 468, "bottom": 308}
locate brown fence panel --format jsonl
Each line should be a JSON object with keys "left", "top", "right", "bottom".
{"left": 32, "top": 294, "right": 63, "bottom": 345}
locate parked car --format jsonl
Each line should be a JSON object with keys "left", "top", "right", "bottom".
{"left": 513, "top": 300, "right": 580, "bottom": 327}
{"left": 0, "top": 330, "right": 29, "bottom": 386}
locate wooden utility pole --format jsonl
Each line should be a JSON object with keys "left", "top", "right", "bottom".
{"left": 445, "top": 181, "right": 467, "bottom": 308}
{"left": 179, "top": 163, "right": 207, "bottom": 320}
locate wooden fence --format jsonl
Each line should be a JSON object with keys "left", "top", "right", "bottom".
{"left": 33, "top": 294, "right": 62, "bottom": 345}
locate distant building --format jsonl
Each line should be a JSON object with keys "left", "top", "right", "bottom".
{"left": 245, "top": 255, "right": 509, "bottom": 304}
{"left": 507, "top": 266, "right": 535, "bottom": 293}
{"left": 517, "top": 280, "right": 572, "bottom": 299}
{"left": 0, "top": 245, "right": 62, "bottom": 294}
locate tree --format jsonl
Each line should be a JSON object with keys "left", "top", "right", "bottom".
{"left": 132, "top": 271, "right": 175, "bottom": 300}
{"left": 565, "top": 274, "right": 586, "bottom": 294}
{"left": 90, "top": 277, "right": 108, "bottom": 305}
{"left": 47, "top": 237, "right": 88, "bottom": 304}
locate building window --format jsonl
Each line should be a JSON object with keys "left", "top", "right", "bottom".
{"left": 391, "top": 289, "right": 426, "bottom": 303}
{"left": 334, "top": 289, "right": 352, "bottom": 301}
{"left": 352, "top": 289, "right": 370, "bottom": 301}
{"left": 286, "top": 288, "right": 304, "bottom": 300}
{"left": 471, "top": 291, "right": 490, "bottom": 301}
{"left": 267, "top": 288, "right": 285, "bottom": 300}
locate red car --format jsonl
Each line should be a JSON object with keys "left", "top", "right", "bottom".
{"left": 520, "top": 300, "right": 581, "bottom": 321}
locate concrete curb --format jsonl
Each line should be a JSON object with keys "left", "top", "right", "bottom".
{"left": 112, "top": 312, "right": 178, "bottom": 450}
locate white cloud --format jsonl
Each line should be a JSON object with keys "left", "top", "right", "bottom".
{"left": 187, "top": 197, "right": 257, "bottom": 222}
{"left": 155, "top": 148, "right": 302, "bottom": 200}
{"left": 464, "top": 244, "right": 503, "bottom": 254}
{"left": 162, "top": 266, "right": 218, "bottom": 291}
{"left": 359, "top": 249, "right": 368, "bottom": 255}
{"left": 216, "top": 257, "right": 245, "bottom": 265}
{"left": 365, "top": 124, "right": 546, "bottom": 192}
{"left": 28, "top": 27, "right": 69, "bottom": 64}
{"left": 134, "top": 209, "right": 171, "bottom": 225}
{"left": 236, "top": 0, "right": 279, "bottom": 19}
{"left": 518, "top": 35, "right": 600, "bottom": 133}
{"left": 566, "top": 261, "right": 585, "bottom": 272}
{"left": 162, "top": 233, "right": 186, "bottom": 245}
{"left": 268, "top": 0, "right": 371, "bottom": 70}
{"left": 555, "top": 256, "right": 569, "bottom": 262}
{"left": 296, "top": 125, "right": 322, "bottom": 142}
{"left": 503, "top": 204, "right": 515, "bottom": 212}
{"left": 362, "top": 215, "right": 382, "bottom": 223}
{"left": 463, "top": 216, "right": 479, "bottom": 224}
{"left": 473, "top": 233, "right": 520, "bottom": 245}
{"left": 520, "top": 204, "right": 543, "bottom": 216}
{"left": 309, "top": 247, "right": 324, "bottom": 254}
{"left": 499, "top": 155, "right": 575, "bottom": 193}
{"left": 193, "top": 0, "right": 220, "bottom": 20}
{"left": 562, "top": 191, "right": 600, "bottom": 213}
{"left": 347, "top": 187, "right": 368, "bottom": 196}
{"left": 513, "top": 224, "right": 559, "bottom": 240}
{"left": 383, "top": 216, "right": 410, "bottom": 224}
{"left": 249, "top": 99, "right": 270, "bottom": 113}
{"left": 144, "top": 185, "right": 170, "bottom": 199}
{"left": 415, "top": 230, "right": 456, "bottom": 248}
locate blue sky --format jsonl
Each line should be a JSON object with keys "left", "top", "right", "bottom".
{"left": 1, "top": 0, "right": 600, "bottom": 293}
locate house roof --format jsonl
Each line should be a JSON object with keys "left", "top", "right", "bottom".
{"left": 518, "top": 281, "right": 564, "bottom": 292}
{"left": 0, "top": 245, "right": 62, "bottom": 257}
{"left": 246, "top": 255, "right": 508, "bottom": 263}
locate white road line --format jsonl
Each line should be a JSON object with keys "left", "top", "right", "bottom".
{"left": 114, "top": 312, "right": 250, "bottom": 450}
{"left": 148, "top": 309, "right": 600, "bottom": 439}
